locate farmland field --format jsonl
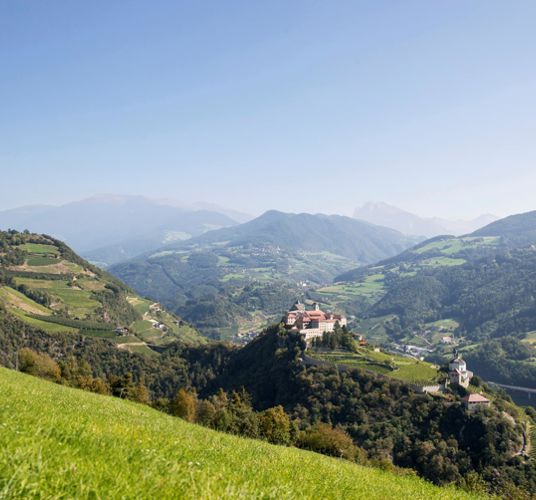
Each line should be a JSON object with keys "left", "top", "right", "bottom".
{"left": 11, "top": 310, "right": 77, "bottom": 333}
{"left": 14, "top": 277, "right": 100, "bottom": 317}
{"left": 25, "top": 255, "right": 59, "bottom": 266}
{"left": 421, "top": 257, "right": 466, "bottom": 267}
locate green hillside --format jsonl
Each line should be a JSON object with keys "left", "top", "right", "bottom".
{"left": 314, "top": 211, "right": 536, "bottom": 390}
{"left": 0, "top": 367, "right": 478, "bottom": 499}
{"left": 0, "top": 230, "right": 205, "bottom": 352}
{"left": 110, "top": 211, "right": 418, "bottom": 341}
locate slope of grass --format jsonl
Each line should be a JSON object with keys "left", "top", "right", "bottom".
{"left": 311, "top": 348, "right": 440, "bottom": 384}
{"left": 0, "top": 368, "right": 478, "bottom": 499}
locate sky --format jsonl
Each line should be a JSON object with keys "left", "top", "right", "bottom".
{"left": 1, "top": 0, "right": 535, "bottom": 219}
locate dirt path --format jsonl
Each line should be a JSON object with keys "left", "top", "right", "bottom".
{"left": 117, "top": 342, "right": 147, "bottom": 350}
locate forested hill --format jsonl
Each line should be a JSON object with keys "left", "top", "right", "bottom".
{"left": 110, "top": 211, "right": 418, "bottom": 340}
{"left": 170, "top": 210, "right": 418, "bottom": 262}
{"left": 208, "top": 326, "right": 535, "bottom": 494}
{"left": 0, "top": 230, "right": 205, "bottom": 352}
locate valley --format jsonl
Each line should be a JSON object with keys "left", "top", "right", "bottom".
{"left": 110, "top": 210, "right": 418, "bottom": 341}
{"left": 0, "top": 230, "right": 535, "bottom": 498}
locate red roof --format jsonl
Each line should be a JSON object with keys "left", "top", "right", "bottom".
{"left": 463, "top": 394, "right": 490, "bottom": 403}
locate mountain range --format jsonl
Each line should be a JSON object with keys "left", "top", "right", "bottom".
{"left": 354, "top": 201, "right": 497, "bottom": 237}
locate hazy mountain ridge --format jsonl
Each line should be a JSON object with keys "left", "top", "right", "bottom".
{"left": 166, "top": 210, "right": 420, "bottom": 261}
{"left": 354, "top": 202, "right": 497, "bottom": 237}
{"left": 0, "top": 195, "right": 240, "bottom": 266}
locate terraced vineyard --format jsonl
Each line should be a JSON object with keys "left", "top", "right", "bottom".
{"left": 0, "top": 231, "right": 205, "bottom": 352}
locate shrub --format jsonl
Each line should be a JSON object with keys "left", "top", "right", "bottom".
{"left": 18, "top": 348, "right": 61, "bottom": 382}
{"left": 259, "top": 405, "right": 292, "bottom": 445}
{"left": 298, "top": 423, "right": 365, "bottom": 462}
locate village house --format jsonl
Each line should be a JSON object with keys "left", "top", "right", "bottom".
{"left": 448, "top": 352, "right": 473, "bottom": 388}
{"left": 283, "top": 300, "right": 347, "bottom": 341}
{"left": 463, "top": 393, "right": 491, "bottom": 411}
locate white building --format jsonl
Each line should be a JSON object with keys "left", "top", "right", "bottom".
{"left": 448, "top": 353, "right": 473, "bottom": 388}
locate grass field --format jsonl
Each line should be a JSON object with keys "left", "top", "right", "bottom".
{"left": 19, "top": 243, "right": 59, "bottom": 255}
{"left": 0, "top": 368, "right": 478, "bottom": 499}
{"left": 126, "top": 296, "right": 205, "bottom": 345}
{"left": 311, "top": 348, "right": 440, "bottom": 384}
{"left": 77, "top": 277, "right": 107, "bottom": 291}
{"left": 522, "top": 331, "right": 536, "bottom": 346}
{"left": 530, "top": 424, "right": 536, "bottom": 461}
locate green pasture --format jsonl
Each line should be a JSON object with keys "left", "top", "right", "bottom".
{"left": 0, "top": 368, "right": 478, "bottom": 499}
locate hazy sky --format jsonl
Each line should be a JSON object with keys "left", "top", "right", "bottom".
{"left": 1, "top": 1, "right": 535, "bottom": 218}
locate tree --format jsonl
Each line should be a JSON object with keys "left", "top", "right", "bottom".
{"left": 171, "top": 388, "right": 197, "bottom": 422}
{"left": 128, "top": 383, "right": 151, "bottom": 405}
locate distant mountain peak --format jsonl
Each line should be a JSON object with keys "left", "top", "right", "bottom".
{"left": 354, "top": 201, "right": 498, "bottom": 238}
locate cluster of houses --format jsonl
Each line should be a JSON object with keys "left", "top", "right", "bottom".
{"left": 413, "top": 351, "right": 490, "bottom": 410}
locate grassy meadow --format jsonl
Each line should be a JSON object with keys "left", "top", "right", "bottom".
{"left": 0, "top": 368, "right": 479, "bottom": 499}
